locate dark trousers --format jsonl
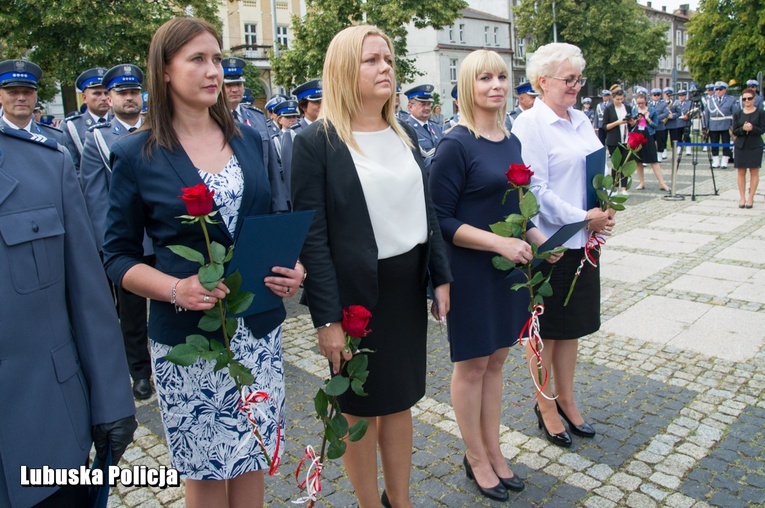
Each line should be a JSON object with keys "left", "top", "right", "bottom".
{"left": 709, "top": 130, "right": 732, "bottom": 157}
{"left": 655, "top": 128, "right": 668, "bottom": 153}
{"left": 118, "top": 254, "right": 154, "bottom": 381}
{"left": 669, "top": 127, "right": 683, "bottom": 144}
{"left": 32, "top": 484, "right": 88, "bottom": 507}
{"left": 598, "top": 127, "right": 607, "bottom": 146}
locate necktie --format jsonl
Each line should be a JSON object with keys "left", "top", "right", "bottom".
{"left": 233, "top": 110, "right": 240, "bottom": 122}
{"left": 97, "top": 117, "right": 106, "bottom": 123}
{"left": 128, "top": 127, "right": 136, "bottom": 133}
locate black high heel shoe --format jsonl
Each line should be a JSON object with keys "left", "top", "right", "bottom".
{"left": 463, "top": 455, "right": 508, "bottom": 501}
{"left": 497, "top": 470, "right": 525, "bottom": 492}
{"left": 556, "top": 401, "right": 596, "bottom": 438}
{"left": 534, "top": 403, "right": 572, "bottom": 448}
{"left": 381, "top": 490, "right": 392, "bottom": 508}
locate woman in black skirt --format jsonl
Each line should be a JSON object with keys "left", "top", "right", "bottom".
{"left": 512, "top": 42, "right": 615, "bottom": 448}
{"left": 732, "top": 88, "right": 764, "bottom": 208}
{"left": 291, "top": 26, "right": 452, "bottom": 508}
{"left": 632, "top": 92, "right": 670, "bottom": 192}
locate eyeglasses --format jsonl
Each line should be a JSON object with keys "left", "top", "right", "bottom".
{"left": 547, "top": 76, "right": 587, "bottom": 88}
{"left": 742, "top": 97, "right": 754, "bottom": 101}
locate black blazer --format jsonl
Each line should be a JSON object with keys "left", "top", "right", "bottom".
{"left": 732, "top": 108, "right": 765, "bottom": 150}
{"left": 291, "top": 120, "right": 452, "bottom": 327}
{"left": 103, "top": 126, "right": 286, "bottom": 346}
{"left": 603, "top": 102, "right": 633, "bottom": 147}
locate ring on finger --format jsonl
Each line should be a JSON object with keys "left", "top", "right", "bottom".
{"left": 286, "top": 287, "right": 290, "bottom": 294}
{"left": 203, "top": 295, "right": 210, "bottom": 303}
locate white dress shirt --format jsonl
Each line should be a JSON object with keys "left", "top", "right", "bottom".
{"left": 511, "top": 99, "right": 605, "bottom": 249}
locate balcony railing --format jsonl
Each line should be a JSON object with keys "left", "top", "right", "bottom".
{"left": 230, "top": 44, "right": 272, "bottom": 60}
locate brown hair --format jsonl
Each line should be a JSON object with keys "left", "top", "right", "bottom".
{"left": 144, "top": 17, "right": 238, "bottom": 157}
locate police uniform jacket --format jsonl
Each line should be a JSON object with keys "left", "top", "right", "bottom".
{"left": 103, "top": 126, "right": 286, "bottom": 346}
{"left": 677, "top": 99, "right": 693, "bottom": 129}
{"left": 703, "top": 95, "right": 739, "bottom": 131}
{"left": 79, "top": 121, "right": 153, "bottom": 255}
{"left": 63, "top": 112, "right": 113, "bottom": 171}
{"left": 0, "top": 125, "right": 134, "bottom": 508}
{"left": 664, "top": 100, "right": 681, "bottom": 129}
{"left": 290, "top": 120, "right": 452, "bottom": 328}
{"left": 584, "top": 108, "right": 597, "bottom": 127}
{"left": 652, "top": 100, "right": 669, "bottom": 131}
{"left": 405, "top": 116, "right": 442, "bottom": 168}
{"left": 233, "top": 104, "right": 289, "bottom": 212}
{"left": 596, "top": 101, "right": 610, "bottom": 129}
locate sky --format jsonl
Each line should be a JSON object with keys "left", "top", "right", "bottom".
{"left": 637, "top": 0, "right": 700, "bottom": 13}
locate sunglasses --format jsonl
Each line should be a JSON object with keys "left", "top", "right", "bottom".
{"left": 742, "top": 97, "right": 754, "bottom": 101}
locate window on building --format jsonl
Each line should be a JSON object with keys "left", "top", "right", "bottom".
{"left": 484, "top": 26, "right": 490, "bottom": 45}
{"left": 517, "top": 37, "right": 525, "bottom": 59}
{"left": 448, "top": 25, "right": 454, "bottom": 42}
{"left": 244, "top": 23, "right": 257, "bottom": 46}
{"left": 665, "top": 29, "right": 672, "bottom": 43}
{"left": 676, "top": 55, "right": 682, "bottom": 71}
{"left": 676, "top": 30, "right": 683, "bottom": 46}
{"left": 276, "top": 25, "right": 289, "bottom": 47}
{"left": 450, "top": 59, "right": 458, "bottom": 82}
{"left": 684, "top": 32, "right": 689, "bottom": 46}
{"left": 459, "top": 24, "right": 465, "bottom": 43}
{"left": 494, "top": 27, "right": 499, "bottom": 46}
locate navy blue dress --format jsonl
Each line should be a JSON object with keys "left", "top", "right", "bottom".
{"left": 430, "top": 126, "right": 531, "bottom": 362}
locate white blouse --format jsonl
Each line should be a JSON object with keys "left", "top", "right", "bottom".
{"left": 511, "top": 99, "right": 605, "bottom": 249}
{"left": 349, "top": 127, "right": 428, "bottom": 259}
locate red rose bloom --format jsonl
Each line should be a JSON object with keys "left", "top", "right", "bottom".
{"left": 505, "top": 163, "right": 534, "bottom": 187}
{"left": 627, "top": 132, "right": 647, "bottom": 151}
{"left": 179, "top": 183, "right": 215, "bottom": 217}
{"left": 341, "top": 305, "right": 372, "bottom": 338}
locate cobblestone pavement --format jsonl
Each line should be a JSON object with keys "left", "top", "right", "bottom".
{"left": 107, "top": 160, "right": 765, "bottom": 507}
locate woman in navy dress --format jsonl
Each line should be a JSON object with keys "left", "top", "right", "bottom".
{"left": 430, "top": 49, "right": 560, "bottom": 502}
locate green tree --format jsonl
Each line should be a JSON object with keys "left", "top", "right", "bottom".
{"left": 513, "top": 0, "right": 668, "bottom": 88}
{"left": 684, "top": 0, "right": 765, "bottom": 86}
{"left": 271, "top": 0, "right": 467, "bottom": 90}
{"left": 0, "top": 1, "right": 220, "bottom": 102}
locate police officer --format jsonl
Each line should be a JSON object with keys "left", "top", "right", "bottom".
{"left": 664, "top": 87, "right": 682, "bottom": 156}
{"left": 62, "top": 67, "right": 112, "bottom": 171}
{"left": 582, "top": 97, "right": 596, "bottom": 130}
{"left": 700, "top": 83, "right": 715, "bottom": 151}
{"left": 742, "top": 79, "right": 763, "bottom": 110}
{"left": 33, "top": 101, "right": 43, "bottom": 123}
{"left": 271, "top": 99, "right": 300, "bottom": 196}
{"left": 704, "top": 81, "right": 738, "bottom": 167}
{"left": 509, "top": 81, "right": 538, "bottom": 120}
{"left": 676, "top": 89, "right": 693, "bottom": 155}
{"left": 222, "top": 57, "right": 290, "bottom": 212}
{"left": 651, "top": 88, "right": 670, "bottom": 159}
{"left": 242, "top": 87, "right": 254, "bottom": 106}
{"left": 446, "top": 84, "right": 459, "bottom": 129}
{"left": 77, "top": 64, "right": 154, "bottom": 401}
{"left": 395, "top": 82, "right": 409, "bottom": 121}
{"left": 291, "top": 78, "right": 323, "bottom": 132}
{"left": 0, "top": 120, "right": 136, "bottom": 508}
{"left": 404, "top": 83, "right": 442, "bottom": 168}
{"left": 0, "top": 59, "right": 70, "bottom": 149}
{"left": 596, "top": 89, "right": 611, "bottom": 145}
{"left": 264, "top": 93, "right": 288, "bottom": 136}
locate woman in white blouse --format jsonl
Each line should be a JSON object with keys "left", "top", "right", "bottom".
{"left": 291, "top": 26, "right": 452, "bottom": 508}
{"left": 512, "top": 43, "right": 614, "bottom": 448}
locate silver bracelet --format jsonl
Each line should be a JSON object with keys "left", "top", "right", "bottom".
{"left": 171, "top": 279, "right": 186, "bottom": 313}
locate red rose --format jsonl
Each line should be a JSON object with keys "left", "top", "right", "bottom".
{"left": 341, "top": 305, "right": 372, "bottom": 338}
{"left": 179, "top": 183, "right": 215, "bottom": 217}
{"left": 627, "top": 132, "right": 647, "bottom": 150}
{"left": 505, "top": 163, "right": 534, "bottom": 187}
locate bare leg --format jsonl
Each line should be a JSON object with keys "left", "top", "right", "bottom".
{"left": 738, "top": 168, "right": 747, "bottom": 205}
{"left": 186, "top": 471, "right": 264, "bottom": 508}
{"left": 747, "top": 168, "right": 759, "bottom": 206}
{"left": 526, "top": 340, "right": 565, "bottom": 434}
{"left": 550, "top": 340, "right": 584, "bottom": 425}
{"left": 379, "top": 410, "right": 414, "bottom": 508}
{"left": 451, "top": 354, "right": 500, "bottom": 488}
{"left": 636, "top": 163, "right": 645, "bottom": 188}
{"left": 651, "top": 163, "right": 669, "bottom": 189}
{"left": 342, "top": 414, "right": 381, "bottom": 508}
{"left": 478, "top": 349, "right": 516, "bottom": 479}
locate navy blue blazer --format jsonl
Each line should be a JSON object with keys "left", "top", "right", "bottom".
{"left": 0, "top": 125, "right": 134, "bottom": 507}
{"left": 103, "top": 126, "right": 286, "bottom": 346}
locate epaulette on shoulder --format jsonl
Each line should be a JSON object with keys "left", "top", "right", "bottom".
{"left": 39, "top": 123, "right": 64, "bottom": 134}
{"left": 87, "top": 121, "right": 112, "bottom": 132}
{"left": 0, "top": 124, "right": 61, "bottom": 150}
{"left": 244, "top": 104, "right": 265, "bottom": 116}
{"left": 64, "top": 113, "right": 84, "bottom": 122}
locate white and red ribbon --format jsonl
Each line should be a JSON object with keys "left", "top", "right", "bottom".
{"left": 293, "top": 445, "right": 323, "bottom": 505}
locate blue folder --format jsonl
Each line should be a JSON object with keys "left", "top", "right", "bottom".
{"left": 227, "top": 210, "right": 315, "bottom": 316}
{"left": 586, "top": 146, "right": 607, "bottom": 210}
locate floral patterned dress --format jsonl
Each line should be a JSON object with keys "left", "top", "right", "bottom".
{"left": 151, "top": 155, "right": 285, "bottom": 480}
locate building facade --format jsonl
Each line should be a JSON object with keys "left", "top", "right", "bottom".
{"left": 641, "top": 2, "right": 694, "bottom": 93}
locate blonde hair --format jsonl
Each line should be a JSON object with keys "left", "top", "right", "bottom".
{"left": 320, "top": 25, "right": 411, "bottom": 151}
{"left": 527, "top": 43, "right": 586, "bottom": 95}
{"left": 457, "top": 50, "right": 510, "bottom": 139}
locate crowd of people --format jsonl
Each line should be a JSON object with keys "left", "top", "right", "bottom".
{"left": 1, "top": 16, "right": 762, "bottom": 508}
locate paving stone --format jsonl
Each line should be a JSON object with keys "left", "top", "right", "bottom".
{"left": 583, "top": 495, "right": 618, "bottom": 508}
{"left": 663, "top": 492, "right": 696, "bottom": 508}
{"left": 593, "top": 485, "right": 625, "bottom": 503}
{"left": 610, "top": 472, "right": 642, "bottom": 491}
{"left": 625, "top": 491, "right": 658, "bottom": 508}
